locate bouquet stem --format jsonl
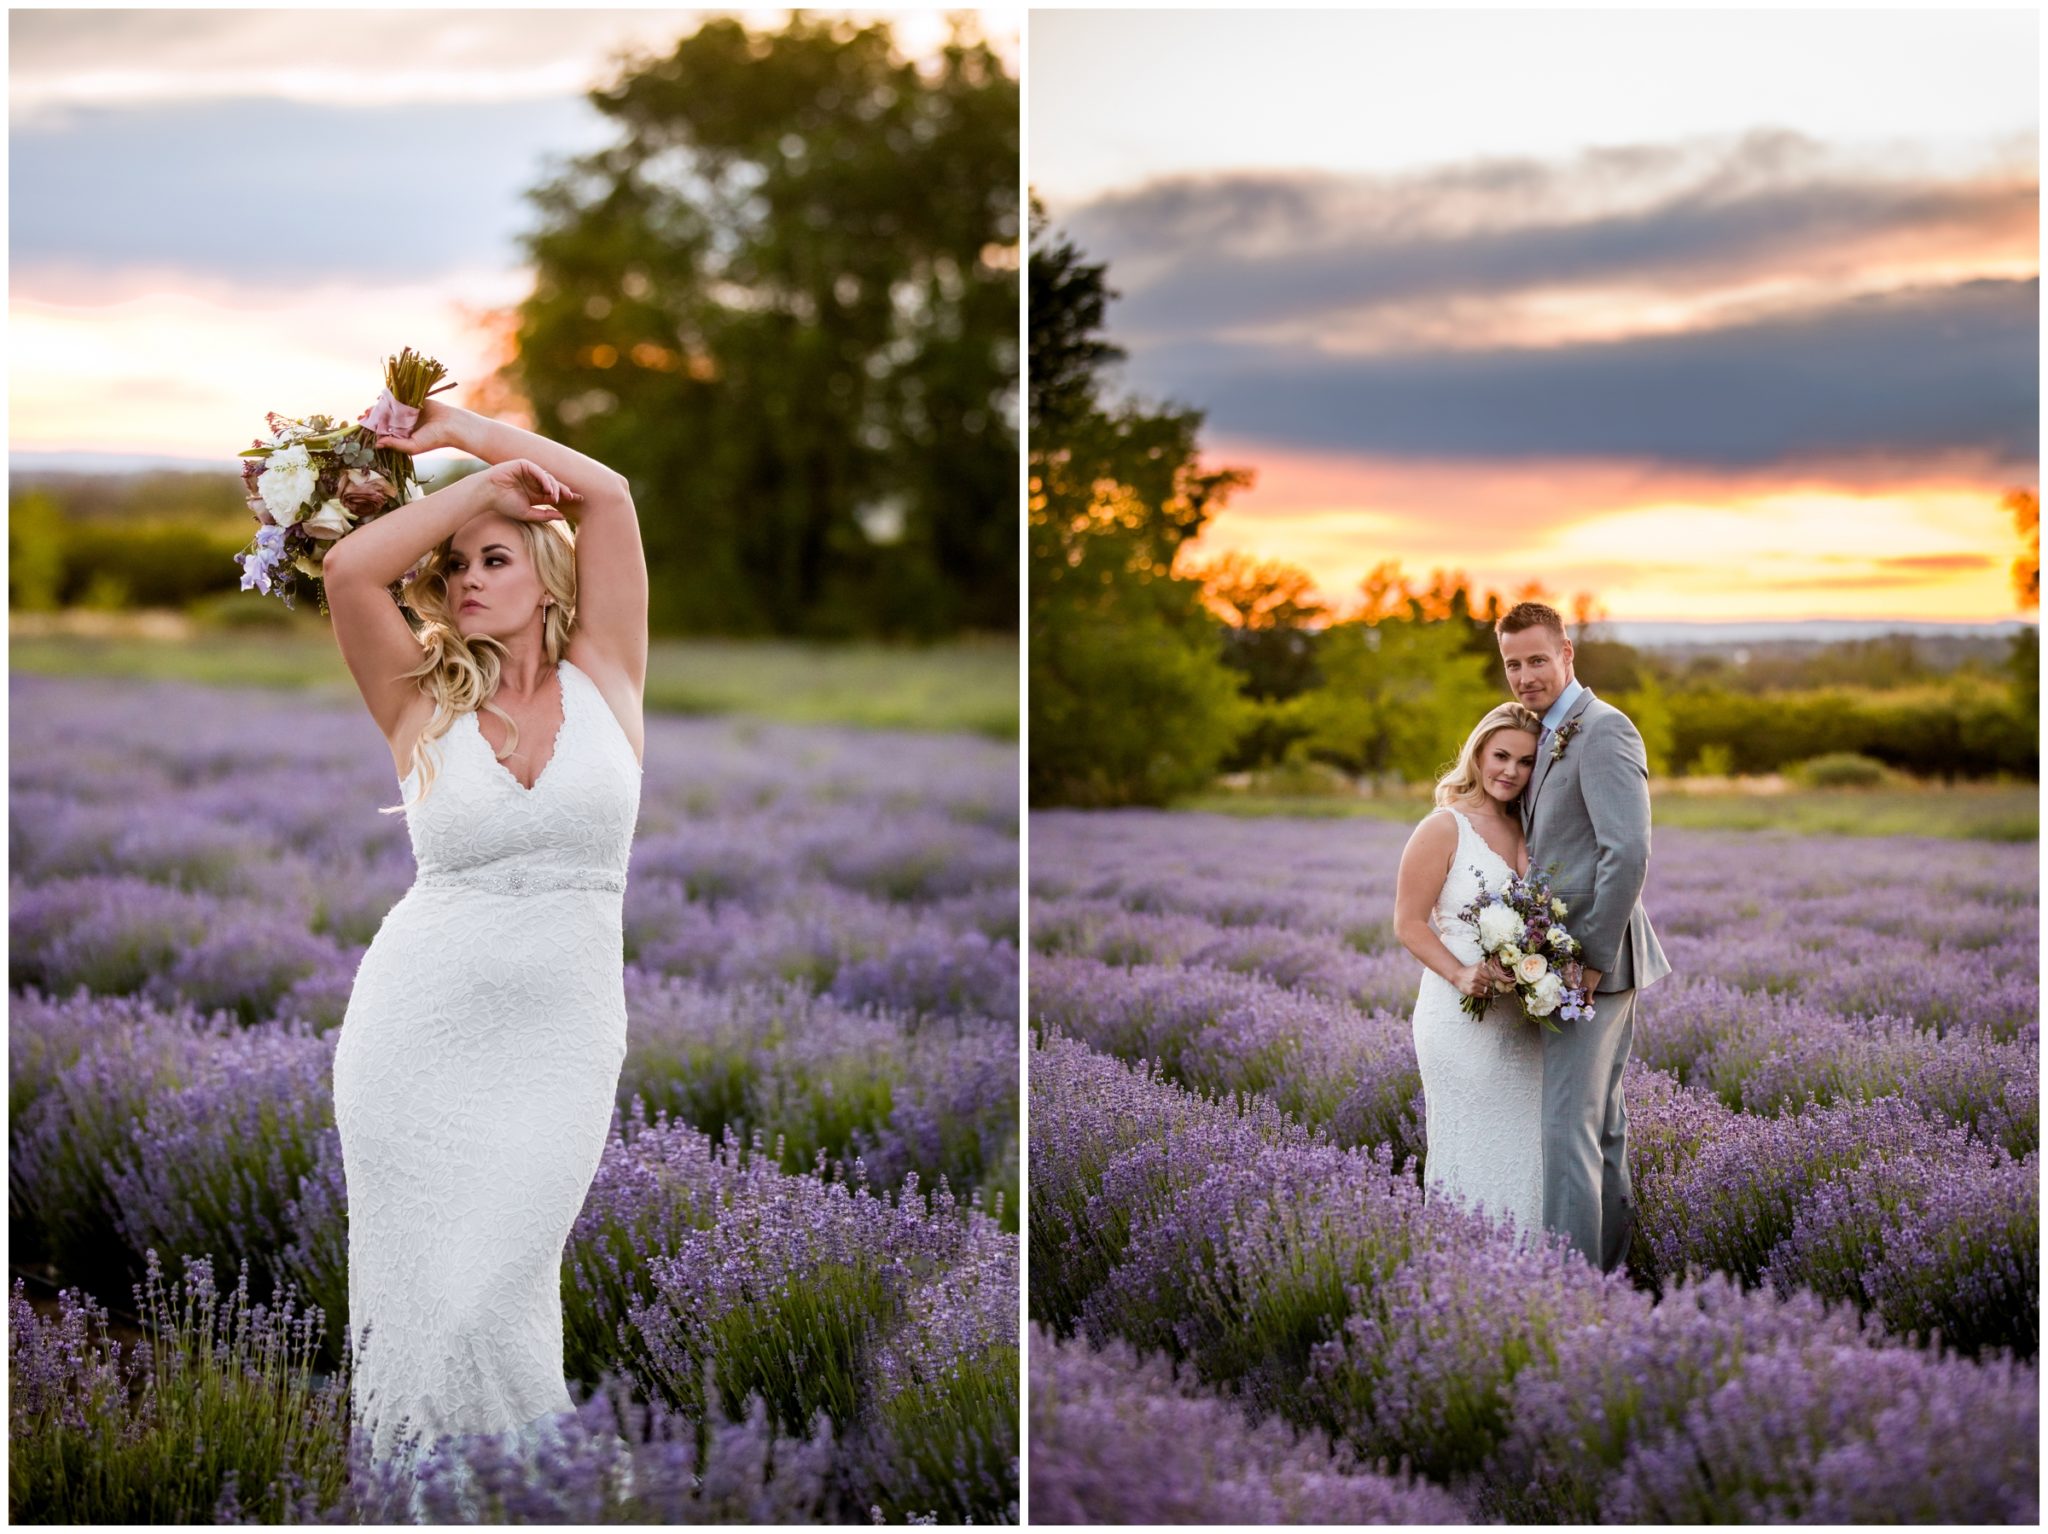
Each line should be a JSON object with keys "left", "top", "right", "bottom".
{"left": 373, "top": 348, "right": 457, "bottom": 495}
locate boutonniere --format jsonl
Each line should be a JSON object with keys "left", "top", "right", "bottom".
{"left": 1550, "top": 719, "right": 1583, "bottom": 761}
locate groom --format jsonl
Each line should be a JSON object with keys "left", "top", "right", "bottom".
{"left": 1494, "top": 602, "right": 1669, "bottom": 1273}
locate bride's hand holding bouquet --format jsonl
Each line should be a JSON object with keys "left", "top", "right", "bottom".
{"left": 1449, "top": 960, "right": 1506, "bottom": 1001}
{"left": 366, "top": 394, "right": 466, "bottom": 460}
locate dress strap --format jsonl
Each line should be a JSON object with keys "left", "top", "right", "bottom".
{"left": 1445, "top": 804, "right": 1513, "bottom": 883}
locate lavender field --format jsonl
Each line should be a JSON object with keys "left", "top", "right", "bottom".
{"left": 9, "top": 672, "right": 1020, "bottom": 1523}
{"left": 1028, "top": 809, "right": 2038, "bottom": 1523}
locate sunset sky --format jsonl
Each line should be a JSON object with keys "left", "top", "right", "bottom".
{"left": 1032, "top": 9, "right": 2039, "bottom": 625}
{"left": 9, "top": 6, "right": 1019, "bottom": 469}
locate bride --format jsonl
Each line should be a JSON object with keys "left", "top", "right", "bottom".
{"left": 321, "top": 398, "right": 647, "bottom": 1500}
{"left": 1392, "top": 702, "right": 1544, "bottom": 1233}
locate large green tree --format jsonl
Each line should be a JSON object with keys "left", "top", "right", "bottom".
{"left": 1289, "top": 617, "right": 1500, "bottom": 783}
{"left": 1028, "top": 201, "right": 1250, "bottom": 806}
{"left": 497, "top": 14, "right": 1017, "bottom": 638}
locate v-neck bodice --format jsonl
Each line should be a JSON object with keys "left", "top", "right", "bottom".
{"left": 1429, "top": 806, "right": 1526, "bottom": 958}
{"left": 1448, "top": 806, "right": 1526, "bottom": 882}
{"left": 399, "top": 659, "right": 642, "bottom": 897}
{"left": 467, "top": 668, "right": 567, "bottom": 795}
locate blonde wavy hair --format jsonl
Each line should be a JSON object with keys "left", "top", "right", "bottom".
{"left": 1433, "top": 701, "right": 1544, "bottom": 810}
{"left": 380, "top": 516, "right": 579, "bottom": 814}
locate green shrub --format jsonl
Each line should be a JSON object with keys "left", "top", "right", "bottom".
{"left": 1792, "top": 752, "right": 1893, "bottom": 788}
{"left": 186, "top": 590, "right": 301, "bottom": 629}
{"left": 1687, "top": 743, "right": 1736, "bottom": 777}
{"left": 9, "top": 491, "right": 66, "bottom": 610}
{"left": 60, "top": 523, "right": 251, "bottom": 611}
{"left": 1030, "top": 608, "right": 1248, "bottom": 807}
{"left": 1668, "top": 682, "right": 2035, "bottom": 780}
{"left": 1244, "top": 742, "right": 1358, "bottom": 797}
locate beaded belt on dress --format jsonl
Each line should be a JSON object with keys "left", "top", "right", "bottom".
{"left": 414, "top": 861, "right": 626, "bottom": 896}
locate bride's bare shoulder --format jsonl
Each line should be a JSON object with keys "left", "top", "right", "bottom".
{"left": 564, "top": 640, "right": 646, "bottom": 765}
{"left": 1403, "top": 806, "right": 1458, "bottom": 852}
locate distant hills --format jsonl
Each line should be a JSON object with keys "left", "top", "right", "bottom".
{"left": 12, "top": 451, "right": 229, "bottom": 476}
{"left": 1609, "top": 618, "right": 2033, "bottom": 650}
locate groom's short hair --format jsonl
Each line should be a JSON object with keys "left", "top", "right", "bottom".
{"left": 1496, "top": 601, "right": 1567, "bottom": 645}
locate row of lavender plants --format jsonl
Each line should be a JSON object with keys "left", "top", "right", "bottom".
{"left": 10, "top": 675, "right": 1020, "bottom": 1522}
{"left": 1029, "top": 1030, "right": 2037, "bottom": 1523}
{"left": 1027, "top": 808, "right": 2037, "bottom": 1522}
{"left": 15, "top": 1147, "right": 1013, "bottom": 1525}
{"left": 1030, "top": 811, "right": 2036, "bottom": 1356}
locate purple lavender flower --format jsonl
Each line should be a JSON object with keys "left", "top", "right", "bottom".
{"left": 1028, "top": 807, "right": 2038, "bottom": 1518}
{"left": 1030, "top": 1323, "right": 1466, "bottom": 1523}
{"left": 10, "top": 670, "right": 1020, "bottom": 1522}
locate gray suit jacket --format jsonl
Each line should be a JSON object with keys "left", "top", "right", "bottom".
{"left": 1521, "top": 686, "right": 1670, "bottom": 995}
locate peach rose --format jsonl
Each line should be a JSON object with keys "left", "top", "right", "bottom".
{"left": 301, "top": 500, "right": 353, "bottom": 541}
{"left": 1515, "top": 952, "right": 1549, "bottom": 985}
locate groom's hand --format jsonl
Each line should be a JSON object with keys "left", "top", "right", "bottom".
{"left": 1582, "top": 967, "right": 1603, "bottom": 995}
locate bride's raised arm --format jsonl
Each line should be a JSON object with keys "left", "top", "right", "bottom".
{"left": 377, "top": 402, "right": 650, "bottom": 693}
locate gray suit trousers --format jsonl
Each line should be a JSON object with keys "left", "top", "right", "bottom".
{"left": 1541, "top": 985, "right": 1636, "bottom": 1271}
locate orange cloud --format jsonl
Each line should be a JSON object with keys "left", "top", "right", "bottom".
{"left": 1181, "top": 438, "right": 2033, "bottom": 622}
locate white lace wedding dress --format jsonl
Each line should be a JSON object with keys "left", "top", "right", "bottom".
{"left": 1409, "top": 806, "right": 1544, "bottom": 1235}
{"left": 331, "top": 658, "right": 641, "bottom": 1484}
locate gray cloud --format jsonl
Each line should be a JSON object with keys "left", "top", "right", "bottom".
{"left": 10, "top": 95, "right": 607, "bottom": 286}
{"left": 1123, "top": 277, "right": 2037, "bottom": 467}
{"left": 1059, "top": 132, "right": 2037, "bottom": 341}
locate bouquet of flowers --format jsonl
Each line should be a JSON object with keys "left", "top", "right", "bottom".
{"left": 1456, "top": 865, "right": 1596, "bottom": 1030}
{"left": 234, "top": 348, "right": 454, "bottom": 611}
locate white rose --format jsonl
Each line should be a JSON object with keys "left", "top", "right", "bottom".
{"left": 1529, "top": 973, "right": 1566, "bottom": 1013}
{"left": 301, "top": 499, "right": 353, "bottom": 541}
{"left": 1526, "top": 987, "right": 1560, "bottom": 1018}
{"left": 1477, "top": 905, "right": 1520, "bottom": 950}
{"left": 1515, "top": 952, "right": 1549, "bottom": 985}
{"left": 258, "top": 445, "right": 317, "bottom": 525}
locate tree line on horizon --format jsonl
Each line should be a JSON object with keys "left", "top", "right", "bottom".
{"left": 1027, "top": 209, "right": 2039, "bottom": 808}
{"left": 10, "top": 14, "right": 1019, "bottom": 643}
